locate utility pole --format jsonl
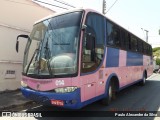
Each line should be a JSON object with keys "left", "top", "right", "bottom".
{"left": 144, "top": 29, "right": 149, "bottom": 43}
{"left": 102, "top": 0, "right": 106, "bottom": 15}
{"left": 141, "top": 28, "right": 149, "bottom": 43}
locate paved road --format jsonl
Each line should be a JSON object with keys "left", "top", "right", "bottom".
{"left": 4, "top": 74, "right": 160, "bottom": 120}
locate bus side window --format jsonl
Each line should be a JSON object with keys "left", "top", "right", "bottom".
{"left": 128, "top": 34, "right": 131, "bottom": 50}
{"left": 149, "top": 45, "right": 152, "bottom": 56}
{"left": 81, "top": 12, "right": 105, "bottom": 73}
{"left": 125, "top": 33, "right": 129, "bottom": 50}
{"left": 137, "top": 39, "right": 143, "bottom": 53}
{"left": 113, "top": 27, "right": 120, "bottom": 47}
{"left": 130, "top": 35, "right": 138, "bottom": 52}
{"left": 143, "top": 42, "right": 147, "bottom": 54}
{"left": 107, "top": 22, "right": 114, "bottom": 46}
{"left": 135, "top": 38, "right": 138, "bottom": 52}
{"left": 120, "top": 29, "right": 130, "bottom": 51}
{"left": 107, "top": 21, "right": 120, "bottom": 48}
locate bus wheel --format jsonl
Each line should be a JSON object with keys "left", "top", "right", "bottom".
{"left": 140, "top": 73, "right": 146, "bottom": 86}
{"left": 101, "top": 82, "right": 116, "bottom": 105}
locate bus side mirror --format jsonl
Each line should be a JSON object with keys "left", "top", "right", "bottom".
{"left": 16, "top": 41, "right": 19, "bottom": 53}
{"left": 16, "top": 34, "right": 29, "bottom": 53}
{"left": 82, "top": 24, "right": 87, "bottom": 31}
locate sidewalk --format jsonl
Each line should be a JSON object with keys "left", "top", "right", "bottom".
{"left": 0, "top": 89, "right": 35, "bottom": 111}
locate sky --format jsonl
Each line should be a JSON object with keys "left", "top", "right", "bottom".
{"left": 34, "top": 0, "right": 160, "bottom": 48}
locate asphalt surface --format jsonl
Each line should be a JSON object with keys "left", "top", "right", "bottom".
{"left": 0, "top": 89, "right": 38, "bottom": 111}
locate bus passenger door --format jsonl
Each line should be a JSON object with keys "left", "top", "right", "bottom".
{"left": 96, "top": 68, "right": 105, "bottom": 95}
{"left": 80, "top": 12, "right": 105, "bottom": 102}
{"left": 81, "top": 29, "right": 97, "bottom": 101}
{"left": 80, "top": 75, "right": 97, "bottom": 101}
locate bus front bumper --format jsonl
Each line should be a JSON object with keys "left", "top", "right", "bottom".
{"left": 21, "top": 87, "right": 82, "bottom": 109}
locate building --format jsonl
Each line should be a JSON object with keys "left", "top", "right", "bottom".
{"left": 0, "top": 0, "right": 54, "bottom": 91}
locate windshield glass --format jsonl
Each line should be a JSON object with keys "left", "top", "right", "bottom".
{"left": 23, "top": 12, "right": 82, "bottom": 77}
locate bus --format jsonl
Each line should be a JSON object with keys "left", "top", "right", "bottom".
{"left": 16, "top": 9, "right": 153, "bottom": 109}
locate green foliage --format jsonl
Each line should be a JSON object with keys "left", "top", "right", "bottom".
{"left": 156, "top": 58, "right": 160, "bottom": 66}
{"left": 153, "top": 47, "right": 160, "bottom": 62}
{"left": 153, "top": 50, "right": 160, "bottom": 57}
{"left": 153, "top": 47, "right": 160, "bottom": 66}
{"left": 153, "top": 47, "right": 160, "bottom": 52}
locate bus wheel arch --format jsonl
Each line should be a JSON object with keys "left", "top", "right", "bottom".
{"left": 144, "top": 70, "right": 147, "bottom": 78}
{"left": 140, "top": 70, "right": 147, "bottom": 86}
{"left": 101, "top": 74, "right": 119, "bottom": 105}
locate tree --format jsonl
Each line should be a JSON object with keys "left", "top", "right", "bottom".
{"left": 156, "top": 58, "right": 160, "bottom": 66}
{"left": 153, "top": 47, "right": 160, "bottom": 52}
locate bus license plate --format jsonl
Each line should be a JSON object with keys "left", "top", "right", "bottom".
{"left": 51, "top": 100, "right": 64, "bottom": 106}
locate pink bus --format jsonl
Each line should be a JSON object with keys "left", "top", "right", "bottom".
{"left": 16, "top": 9, "right": 153, "bottom": 109}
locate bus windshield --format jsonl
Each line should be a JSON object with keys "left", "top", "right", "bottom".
{"left": 23, "top": 11, "right": 83, "bottom": 77}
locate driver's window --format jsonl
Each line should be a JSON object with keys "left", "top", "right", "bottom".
{"left": 81, "top": 13, "right": 105, "bottom": 73}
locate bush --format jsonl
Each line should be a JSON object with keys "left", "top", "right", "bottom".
{"left": 156, "top": 58, "right": 160, "bottom": 66}
{"left": 153, "top": 47, "right": 160, "bottom": 52}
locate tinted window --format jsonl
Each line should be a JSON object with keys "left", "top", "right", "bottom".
{"left": 105, "top": 18, "right": 152, "bottom": 56}
{"left": 143, "top": 42, "right": 147, "bottom": 54}
{"left": 130, "top": 35, "right": 137, "bottom": 51}
{"left": 120, "top": 29, "right": 129, "bottom": 50}
{"left": 81, "top": 13, "right": 105, "bottom": 73}
{"left": 107, "top": 21, "right": 120, "bottom": 47}
{"left": 137, "top": 39, "right": 143, "bottom": 53}
{"left": 86, "top": 13, "right": 105, "bottom": 46}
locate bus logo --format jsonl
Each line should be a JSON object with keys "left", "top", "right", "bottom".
{"left": 55, "top": 80, "right": 64, "bottom": 86}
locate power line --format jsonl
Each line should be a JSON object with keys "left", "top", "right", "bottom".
{"left": 53, "top": 0, "right": 76, "bottom": 8}
{"left": 33, "top": 0, "right": 68, "bottom": 10}
{"left": 106, "top": 0, "right": 119, "bottom": 14}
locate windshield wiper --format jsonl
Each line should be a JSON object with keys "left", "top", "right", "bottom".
{"left": 44, "top": 39, "right": 53, "bottom": 77}
{"left": 26, "top": 48, "right": 39, "bottom": 75}
{"left": 26, "top": 40, "right": 43, "bottom": 75}
{"left": 26, "top": 45, "right": 53, "bottom": 77}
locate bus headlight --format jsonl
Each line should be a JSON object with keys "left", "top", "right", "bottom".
{"left": 21, "top": 81, "right": 28, "bottom": 87}
{"left": 54, "top": 87, "right": 78, "bottom": 93}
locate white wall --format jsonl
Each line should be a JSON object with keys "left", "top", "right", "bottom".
{"left": 0, "top": 25, "right": 28, "bottom": 91}
{"left": 0, "top": 62, "right": 22, "bottom": 91}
